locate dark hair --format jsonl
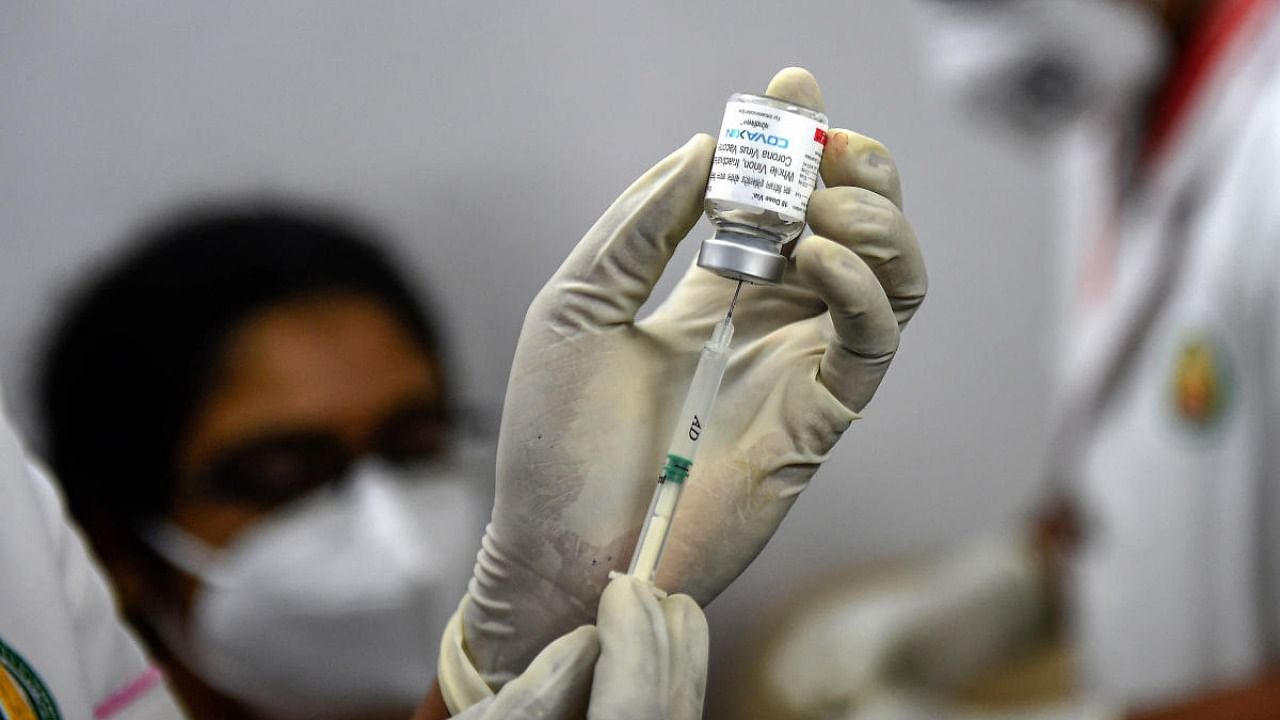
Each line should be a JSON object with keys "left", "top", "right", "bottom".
{"left": 39, "top": 203, "right": 446, "bottom": 523}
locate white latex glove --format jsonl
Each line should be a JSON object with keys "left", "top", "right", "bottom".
{"left": 588, "top": 575, "right": 709, "bottom": 720}
{"left": 444, "top": 575, "right": 708, "bottom": 720}
{"left": 456, "top": 66, "right": 927, "bottom": 691}
{"left": 765, "top": 535, "right": 1048, "bottom": 719}
{"left": 448, "top": 626, "right": 598, "bottom": 720}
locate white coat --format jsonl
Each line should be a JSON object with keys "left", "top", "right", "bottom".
{"left": 1050, "top": 0, "right": 1280, "bottom": 707}
{"left": 0, "top": 393, "right": 185, "bottom": 719}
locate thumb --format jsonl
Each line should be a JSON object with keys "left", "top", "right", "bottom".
{"left": 479, "top": 625, "right": 600, "bottom": 719}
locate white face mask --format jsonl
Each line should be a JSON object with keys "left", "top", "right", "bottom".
{"left": 145, "top": 458, "right": 488, "bottom": 720}
{"left": 913, "top": 0, "right": 1167, "bottom": 138}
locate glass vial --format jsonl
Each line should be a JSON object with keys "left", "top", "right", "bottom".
{"left": 699, "top": 93, "right": 828, "bottom": 285}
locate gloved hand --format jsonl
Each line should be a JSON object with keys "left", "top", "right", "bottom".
{"left": 439, "top": 575, "right": 708, "bottom": 720}
{"left": 446, "top": 66, "right": 928, "bottom": 697}
{"left": 587, "top": 575, "right": 709, "bottom": 720}
{"left": 763, "top": 534, "right": 1049, "bottom": 720}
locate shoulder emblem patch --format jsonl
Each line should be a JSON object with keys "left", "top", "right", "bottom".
{"left": 0, "top": 636, "right": 61, "bottom": 720}
{"left": 1171, "top": 335, "right": 1231, "bottom": 429}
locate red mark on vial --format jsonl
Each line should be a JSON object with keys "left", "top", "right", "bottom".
{"left": 814, "top": 128, "right": 828, "bottom": 146}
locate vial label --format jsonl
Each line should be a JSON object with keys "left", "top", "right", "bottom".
{"left": 706, "top": 100, "right": 828, "bottom": 223}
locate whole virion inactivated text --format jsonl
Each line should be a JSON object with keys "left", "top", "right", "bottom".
{"left": 698, "top": 93, "right": 828, "bottom": 285}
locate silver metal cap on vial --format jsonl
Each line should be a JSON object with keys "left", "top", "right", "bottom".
{"left": 697, "top": 231, "right": 787, "bottom": 285}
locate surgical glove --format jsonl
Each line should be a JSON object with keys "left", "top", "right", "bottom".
{"left": 452, "top": 66, "right": 927, "bottom": 693}
{"left": 765, "top": 535, "right": 1048, "bottom": 719}
{"left": 448, "top": 626, "right": 598, "bottom": 720}
{"left": 442, "top": 575, "right": 708, "bottom": 720}
{"left": 588, "top": 575, "right": 709, "bottom": 720}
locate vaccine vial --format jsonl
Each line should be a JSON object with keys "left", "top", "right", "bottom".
{"left": 700, "top": 93, "right": 828, "bottom": 285}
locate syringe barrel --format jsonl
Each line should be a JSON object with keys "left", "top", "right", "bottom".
{"left": 627, "top": 458, "right": 686, "bottom": 583}
{"left": 666, "top": 328, "right": 732, "bottom": 462}
{"left": 626, "top": 317, "right": 734, "bottom": 584}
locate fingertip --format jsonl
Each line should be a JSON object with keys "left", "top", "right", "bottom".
{"left": 688, "top": 131, "right": 716, "bottom": 152}
{"left": 764, "top": 67, "right": 825, "bottom": 112}
{"left": 845, "top": 130, "right": 891, "bottom": 156}
{"left": 545, "top": 627, "right": 602, "bottom": 687}
{"left": 489, "top": 625, "right": 599, "bottom": 717}
{"left": 820, "top": 129, "right": 903, "bottom": 209}
{"left": 564, "top": 624, "right": 601, "bottom": 657}
{"left": 661, "top": 594, "right": 709, "bottom": 645}
{"left": 601, "top": 574, "right": 661, "bottom": 614}
{"left": 536, "top": 624, "right": 601, "bottom": 665}
{"left": 566, "top": 623, "right": 600, "bottom": 643}
{"left": 603, "top": 572, "right": 645, "bottom": 595}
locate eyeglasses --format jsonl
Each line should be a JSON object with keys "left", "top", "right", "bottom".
{"left": 180, "top": 400, "right": 451, "bottom": 508}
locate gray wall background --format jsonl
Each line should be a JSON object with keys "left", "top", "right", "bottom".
{"left": 0, "top": 1, "right": 1053, "bottom": 715}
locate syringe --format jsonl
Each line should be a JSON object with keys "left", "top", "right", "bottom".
{"left": 626, "top": 282, "right": 742, "bottom": 585}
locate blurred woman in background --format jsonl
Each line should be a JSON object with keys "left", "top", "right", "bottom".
{"left": 38, "top": 205, "right": 488, "bottom": 720}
